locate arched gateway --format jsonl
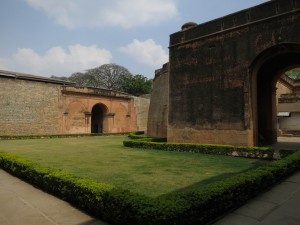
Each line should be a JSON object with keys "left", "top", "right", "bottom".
{"left": 91, "top": 103, "right": 108, "bottom": 133}
{"left": 251, "top": 44, "right": 300, "bottom": 145}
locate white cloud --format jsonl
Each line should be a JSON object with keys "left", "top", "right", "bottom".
{"left": 1, "top": 44, "right": 112, "bottom": 76}
{"left": 26, "top": 0, "right": 178, "bottom": 29}
{"left": 120, "top": 39, "right": 168, "bottom": 68}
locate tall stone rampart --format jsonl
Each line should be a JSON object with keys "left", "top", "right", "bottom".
{"left": 147, "top": 63, "right": 169, "bottom": 137}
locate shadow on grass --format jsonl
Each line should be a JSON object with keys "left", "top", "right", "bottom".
{"left": 159, "top": 160, "right": 267, "bottom": 198}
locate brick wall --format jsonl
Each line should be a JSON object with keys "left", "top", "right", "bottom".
{"left": 0, "top": 77, "right": 63, "bottom": 134}
{"left": 0, "top": 77, "right": 148, "bottom": 135}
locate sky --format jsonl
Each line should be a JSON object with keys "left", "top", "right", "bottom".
{"left": 0, "top": 0, "right": 269, "bottom": 79}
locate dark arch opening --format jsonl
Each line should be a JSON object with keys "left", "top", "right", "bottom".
{"left": 251, "top": 43, "right": 300, "bottom": 145}
{"left": 91, "top": 104, "right": 107, "bottom": 133}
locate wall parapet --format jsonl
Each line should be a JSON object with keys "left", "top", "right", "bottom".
{"left": 170, "top": 0, "right": 300, "bottom": 46}
{"left": 61, "top": 86, "right": 131, "bottom": 100}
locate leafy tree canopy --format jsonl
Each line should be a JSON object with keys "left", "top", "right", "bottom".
{"left": 120, "top": 74, "right": 152, "bottom": 96}
{"left": 51, "top": 63, "right": 153, "bottom": 95}
{"left": 86, "top": 63, "right": 131, "bottom": 90}
{"left": 69, "top": 72, "right": 98, "bottom": 87}
{"left": 286, "top": 68, "right": 300, "bottom": 80}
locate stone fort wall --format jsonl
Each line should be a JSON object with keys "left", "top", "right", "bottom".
{"left": 132, "top": 96, "right": 150, "bottom": 132}
{"left": 0, "top": 72, "right": 150, "bottom": 135}
{"left": 168, "top": 0, "right": 300, "bottom": 146}
{"left": 147, "top": 63, "right": 169, "bottom": 137}
{"left": 0, "top": 77, "right": 64, "bottom": 134}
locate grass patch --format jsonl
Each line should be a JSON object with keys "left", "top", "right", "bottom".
{"left": 0, "top": 136, "right": 268, "bottom": 197}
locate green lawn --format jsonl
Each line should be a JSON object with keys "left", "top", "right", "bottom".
{"left": 0, "top": 136, "right": 268, "bottom": 197}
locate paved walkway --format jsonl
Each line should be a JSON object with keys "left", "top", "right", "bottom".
{"left": 212, "top": 171, "right": 300, "bottom": 225}
{"left": 0, "top": 169, "right": 108, "bottom": 225}
{"left": 269, "top": 136, "right": 300, "bottom": 150}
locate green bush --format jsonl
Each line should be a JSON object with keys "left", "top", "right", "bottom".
{"left": 128, "top": 132, "right": 167, "bottom": 142}
{"left": 0, "top": 132, "right": 130, "bottom": 140}
{"left": 127, "top": 131, "right": 145, "bottom": 139}
{"left": 126, "top": 132, "right": 274, "bottom": 159}
{"left": 1, "top": 150, "right": 300, "bottom": 225}
{"left": 123, "top": 140, "right": 274, "bottom": 159}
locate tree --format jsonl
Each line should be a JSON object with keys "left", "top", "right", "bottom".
{"left": 86, "top": 64, "right": 132, "bottom": 90}
{"left": 51, "top": 64, "right": 152, "bottom": 94}
{"left": 68, "top": 72, "right": 98, "bottom": 87}
{"left": 286, "top": 68, "right": 300, "bottom": 80}
{"left": 120, "top": 74, "right": 152, "bottom": 96}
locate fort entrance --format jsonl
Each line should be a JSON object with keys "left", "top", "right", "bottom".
{"left": 252, "top": 44, "right": 300, "bottom": 145}
{"left": 166, "top": 0, "right": 299, "bottom": 146}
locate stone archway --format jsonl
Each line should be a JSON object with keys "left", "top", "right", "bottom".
{"left": 251, "top": 43, "right": 300, "bottom": 145}
{"left": 91, "top": 103, "right": 108, "bottom": 133}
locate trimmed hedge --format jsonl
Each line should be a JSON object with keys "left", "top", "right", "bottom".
{"left": 128, "top": 132, "right": 167, "bottom": 142}
{"left": 123, "top": 140, "right": 275, "bottom": 159}
{"left": 128, "top": 131, "right": 145, "bottom": 139}
{"left": 0, "top": 132, "right": 130, "bottom": 140}
{"left": 1, "top": 150, "right": 300, "bottom": 225}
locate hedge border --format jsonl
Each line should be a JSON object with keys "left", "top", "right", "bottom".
{"left": 1, "top": 151, "right": 300, "bottom": 225}
{"left": 124, "top": 140, "right": 278, "bottom": 159}
{"left": 128, "top": 131, "right": 167, "bottom": 142}
{"left": 0, "top": 132, "right": 131, "bottom": 140}
{"left": 128, "top": 131, "right": 146, "bottom": 139}
{"left": 125, "top": 133, "right": 298, "bottom": 159}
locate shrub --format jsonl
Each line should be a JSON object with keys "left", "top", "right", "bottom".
{"left": 123, "top": 140, "right": 275, "bottom": 159}
{"left": 128, "top": 132, "right": 167, "bottom": 142}
{"left": 127, "top": 131, "right": 145, "bottom": 139}
{"left": 0, "top": 132, "right": 130, "bottom": 140}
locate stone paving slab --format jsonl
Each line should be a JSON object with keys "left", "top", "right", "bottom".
{"left": 213, "top": 213, "right": 258, "bottom": 225}
{"left": 233, "top": 199, "right": 278, "bottom": 220}
{"left": 212, "top": 171, "right": 300, "bottom": 225}
{"left": 256, "top": 181, "right": 299, "bottom": 204}
{"left": 0, "top": 169, "right": 108, "bottom": 225}
{"left": 259, "top": 198, "right": 300, "bottom": 225}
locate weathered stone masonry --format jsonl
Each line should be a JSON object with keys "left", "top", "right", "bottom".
{"left": 0, "top": 74, "right": 64, "bottom": 134}
{"left": 147, "top": 63, "right": 169, "bottom": 137}
{"left": 0, "top": 70, "right": 149, "bottom": 135}
{"left": 168, "top": 0, "right": 300, "bottom": 146}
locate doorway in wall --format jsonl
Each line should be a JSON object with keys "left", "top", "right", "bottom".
{"left": 91, "top": 103, "right": 107, "bottom": 133}
{"left": 252, "top": 44, "right": 300, "bottom": 145}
